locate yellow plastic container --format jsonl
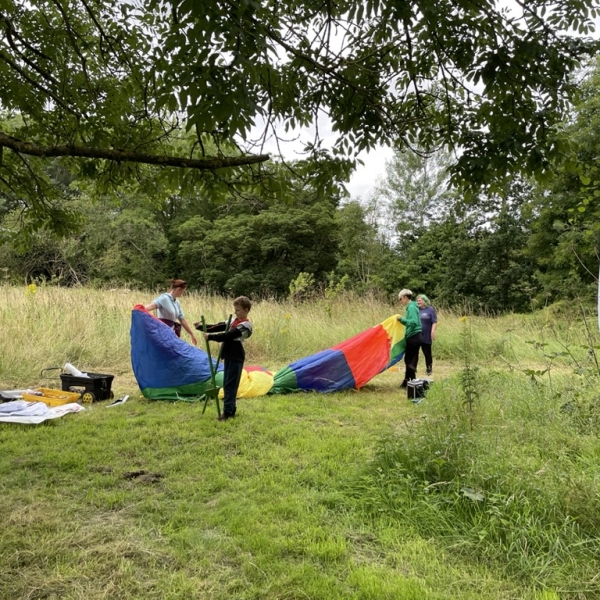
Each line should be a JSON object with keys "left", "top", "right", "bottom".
{"left": 22, "top": 388, "right": 81, "bottom": 406}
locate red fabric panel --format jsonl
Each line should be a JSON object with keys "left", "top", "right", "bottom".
{"left": 245, "top": 365, "right": 273, "bottom": 375}
{"left": 332, "top": 325, "right": 391, "bottom": 388}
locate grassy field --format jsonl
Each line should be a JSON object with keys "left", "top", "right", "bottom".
{"left": 1, "top": 285, "right": 599, "bottom": 599}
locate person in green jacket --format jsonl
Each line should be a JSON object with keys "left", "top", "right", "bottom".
{"left": 398, "top": 288, "right": 423, "bottom": 388}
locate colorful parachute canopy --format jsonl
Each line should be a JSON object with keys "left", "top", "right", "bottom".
{"left": 130, "top": 305, "right": 405, "bottom": 400}
{"left": 269, "top": 315, "right": 405, "bottom": 394}
{"left": 130, "top": 304, "right": 223, "bottom": 400}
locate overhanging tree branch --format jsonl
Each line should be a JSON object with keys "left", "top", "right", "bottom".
{"left": 0, "top": 132, "right": 270, "bottom": 170}
{"left": 0, "top": 48, "right": 81, "bottom": 118}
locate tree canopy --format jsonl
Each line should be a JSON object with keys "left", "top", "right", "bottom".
{"left": 0, "top": 0, "right": 598, "bottom": 233}
{"left": 1, "top": 0, "right": 600, "bottom": 310}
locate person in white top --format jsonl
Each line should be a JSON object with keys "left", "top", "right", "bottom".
{"left": 144, "top": 279, "right": 197, "bottom": 345}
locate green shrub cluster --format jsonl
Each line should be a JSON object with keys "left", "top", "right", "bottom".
{"left": 352, "top": 369, "right": 600, "bottom": 594}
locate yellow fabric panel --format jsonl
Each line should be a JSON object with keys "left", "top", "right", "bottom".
{"left": 380, "top": 314, "right": 405, "bottom": 349}
{"left": 218, "top": 368, "right": 274, "bottom": 399}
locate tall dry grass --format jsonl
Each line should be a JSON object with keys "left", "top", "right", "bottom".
{"left": 0, "top": 285, "right": 397, "bottom": 389}
{"left": 0, "top": 284, "right": 596, "bottom": 390}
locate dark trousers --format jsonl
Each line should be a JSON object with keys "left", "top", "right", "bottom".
{"left": 159, "top": 318, "right": 182, "bottom": 337}
{"left": 223, "top": 359, "right": 244, "bottom": 417}
{"left": 403, "top": 332, "right": 422, "bottom": 383}
{"left": 421, "top": 343, "right": 433, "bottom": 372}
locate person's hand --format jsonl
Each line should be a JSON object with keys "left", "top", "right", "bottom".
{"left": 432, "top": 332, "right": 436, "bottom": 340}
{"left": 190, "top": 334, "right": 197, "bottom": 345}
{"left": 203, "top": 332, "right": 209, "bottom": 340}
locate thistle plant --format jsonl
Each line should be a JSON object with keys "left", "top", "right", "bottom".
{"left": 458, "top": 316, "right": 479, "bottom": 428}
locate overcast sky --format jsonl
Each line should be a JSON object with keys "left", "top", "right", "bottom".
{"left": 346, "top": 146, "right": 395, "bottom": 201}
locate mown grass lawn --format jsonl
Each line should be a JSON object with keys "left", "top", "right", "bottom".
{"left": 1, "top": 367, "right": 529, "bottom": 600}
{"left": 2, "top": 287, "right": 599, "bottom": 600}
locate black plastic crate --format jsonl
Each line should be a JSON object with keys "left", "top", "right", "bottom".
{"left": 60, "top": 372, "right": 114, "bottom": 402}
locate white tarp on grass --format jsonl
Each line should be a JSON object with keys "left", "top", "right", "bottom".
{"left": 0, "top": 400, "right": 84, "bottom": 424}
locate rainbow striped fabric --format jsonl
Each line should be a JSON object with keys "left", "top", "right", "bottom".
{"left": 131, "top": 305, "right": 405, "bottom": 400}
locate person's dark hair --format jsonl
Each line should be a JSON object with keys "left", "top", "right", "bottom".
{"left": 169, "top": 278, "right": 187, "bottom": 290}
{"left": 234, "top": 296, "right": 252, "bottom": 311}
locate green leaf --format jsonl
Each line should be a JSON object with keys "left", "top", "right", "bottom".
{"left": 461, "top": 487, "right": 485, "bottom": 502}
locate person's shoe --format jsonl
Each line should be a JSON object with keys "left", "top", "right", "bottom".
{"left": 217, "top": 413, "right": 235, "bottom": 421}
{"left": 400, "top": 380, "right": 408, "bottom": 389}
{"left": 426, "top": 369, "right": 432, "bottom": 376}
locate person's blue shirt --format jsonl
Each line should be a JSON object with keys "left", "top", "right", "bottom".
{"left": 419, "top": 305, "right": 437, "bottom": 344}
{"left": 152, "top": 292, "right": 184, "bottom": 322}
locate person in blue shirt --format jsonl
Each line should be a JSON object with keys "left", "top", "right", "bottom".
{"left": 398, "top": 288, "right": 422, "bottom": 388}
{"left": 417, "top": 294, "right": 438, "bottom": 376}
{"left": 144, "top": 279, "right": 197, "bottom": 345}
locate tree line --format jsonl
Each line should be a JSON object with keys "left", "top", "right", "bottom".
{"left": 0, "top": 1, "right": 598, "bottom": 312}
{"left": 1, "top": 59, "right": 599, "bottom": 312}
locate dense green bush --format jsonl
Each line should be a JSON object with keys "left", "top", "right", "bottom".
{"left": 351, "top": 369, "right": 600, "bottom": 590}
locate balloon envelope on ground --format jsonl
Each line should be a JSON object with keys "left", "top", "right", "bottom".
{"left": 130, "top": 306, "right": 405, "bottom": 400}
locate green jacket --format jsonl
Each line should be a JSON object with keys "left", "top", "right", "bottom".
{"left": 399, "top": 300, "right": 422, "bottom": 339}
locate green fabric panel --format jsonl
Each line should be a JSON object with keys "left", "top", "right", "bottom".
{"left": 268, "top": 366, "right": 298, "bottom": 395}
{"left": 390, "top": 338, "right": 406, "bottom": 363}
{"left": 141, "top": 379, "right": 214, "bottom": 401}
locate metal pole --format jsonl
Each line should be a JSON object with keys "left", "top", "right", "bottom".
{"left": 200, "top": 315, "right": 221, "bottom": 417}
{"left": 200, "top": 314, "right": 232, "bottom": 416}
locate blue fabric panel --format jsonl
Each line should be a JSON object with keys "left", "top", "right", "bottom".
{"left": 131, "top": 308, "right": 221, "bottom": 390}
{"left": 291, "top": 348, "right": 356, "bottom": 393}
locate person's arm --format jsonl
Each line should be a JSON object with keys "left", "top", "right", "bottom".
{"left": 206, "top": 324, "right": 251, "bottom": 343}
{"left": 179, "top": 318, "right": 197, "bottom": 345}
{"left": 194, "top": 321, "right": 226, "bottom": 332}
{"left": 431, "top": 308, "right": 438, "bottom": 340}
{"left": 399, "top": 312, "right": 407, "bottom": 325}
{"left": 400, "top": 304, "right": 420, "bottom": 328}
{"left": 431, "top": 322, "right": 437, "bottom": 340}
{"left": 144, "top": 301, "right": 158, "bottom": 312}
